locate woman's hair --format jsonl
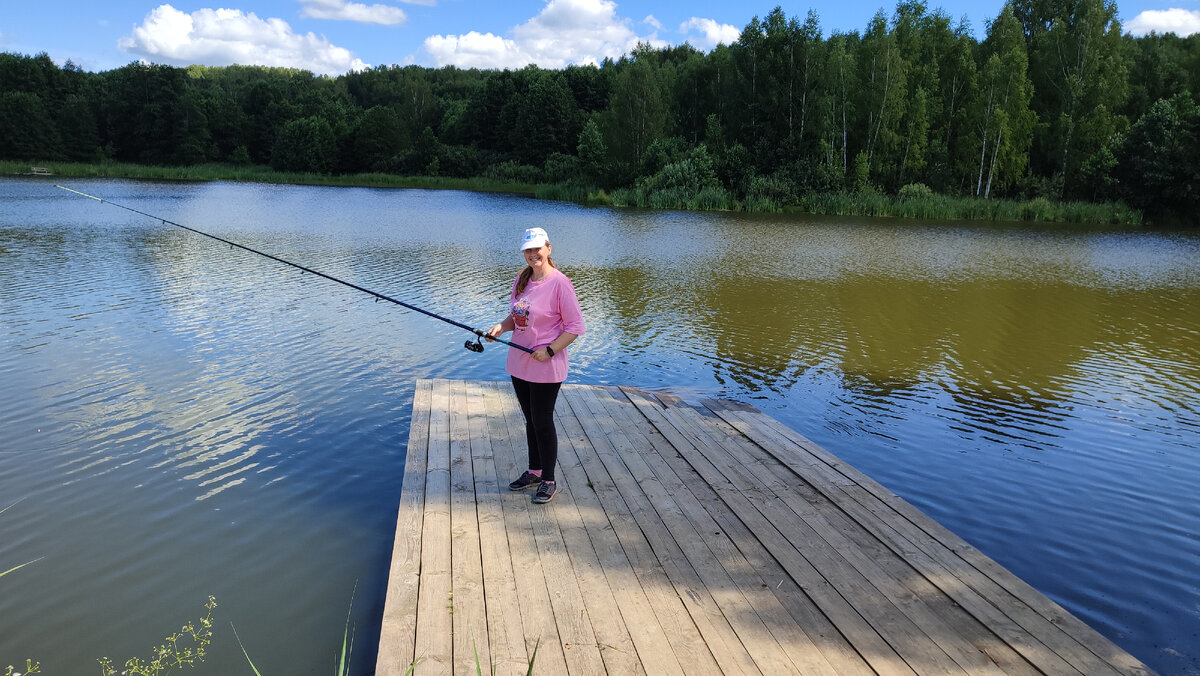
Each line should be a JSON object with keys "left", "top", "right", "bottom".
{"left": 515, "top": 251, "right": 556, "bottom": 295}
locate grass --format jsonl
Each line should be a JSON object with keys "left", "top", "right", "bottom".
{"left": 235, "top": 582, "right": 356, "bottom": 676}
{"left": 2, "top": 160, "right": 540, "bottom": 195}
{"left": 3, "top": 500, "right": 41, "bottom": 676}
{"left": 4, "top": 159, "right": 1142, "bottom": 225}
{"left": 795, "top": 189, "right": 1143, "bottom": 225}
{"left": 1, "top": 496, "right": 354, "bottom": 676}
{"left": 0, "top": 501, "right": 41, "bottom": 581}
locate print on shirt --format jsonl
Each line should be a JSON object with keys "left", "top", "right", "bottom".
{"left": 512, "top": 297, "right": 531, "bottom": 331}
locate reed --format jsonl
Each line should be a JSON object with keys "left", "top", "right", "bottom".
{"left": 7, "top": 160, "right": 1141, "bottom": 225}
{"left": 1, "top": 501, "right": 41, "bottom": 676}
{"left": 795, "top": 190, "right": 1142, "bottom": 225}
{"left": 235, "top": 583, "right": 355, "bottom": 676}
{"left": 0, "top": 501, "right": 39, "bottom": 581}
{"left": 2, "top": 161, "right": 540, "bottom": 195}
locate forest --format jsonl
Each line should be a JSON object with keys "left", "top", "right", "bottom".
{"left": 1, "top": 0, "right": 1198, "bottom": 222}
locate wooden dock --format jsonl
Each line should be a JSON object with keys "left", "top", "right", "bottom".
{"left": 376, "top": 379, "right": 1153, "bottom": 675}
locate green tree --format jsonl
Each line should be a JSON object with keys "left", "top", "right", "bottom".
{"left": 413, "top": 125, "right": 441, "bottom": 176}
{"left": 898, "top": 86, "right": 930, "bottom": 185}
{"left": 1022, "top": 0, "right": 1127, "bottom": 197}
{"left": 600, "top": 50, "right": 667, "bottom": 170}
{"left": 353, "top": 105, "right": 409, "bottom": 170}
{"left": 1116, "top": 92, "right": 1200, "bottom": 220}
{"left": 0, "top": 91, "right": 63, "bottom": 159}
{"left": 858, "top": 10, "right": 908, "bottom": 185}
{"left": 974, "top": 3, "right": 1035, "bottom": 197}
{"left": 824, "top": 33, "right": 858, "bottom": 176}
{"left": 577, "top": 118, "right": 608, "bottom": 185}
{"left": 936, "top": 20, "right": 979, "bottom": 191}
{"left": 57, "top": 93, "right": 101, "bottom": 161}
{"left": 512, "top": 70, "right": 579, "bottom": 165}
{"left": 270, "top": 116, "right": 336, "bottom": 173}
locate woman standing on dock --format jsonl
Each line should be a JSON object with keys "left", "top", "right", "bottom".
{"left": 487, "top": 227, "right": 585, "bottom": 504}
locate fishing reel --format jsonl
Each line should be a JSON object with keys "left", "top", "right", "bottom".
{"left": 464, "top": 335, "right": 485, "bottom": 353}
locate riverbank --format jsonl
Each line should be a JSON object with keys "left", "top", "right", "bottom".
{"left": 4, "top": 160, "right": 1142, "bottom": 225}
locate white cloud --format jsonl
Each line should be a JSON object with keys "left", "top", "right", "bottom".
{"left": 119, "top": 4, "right": 369, "bottom": 76}
{"left": 644, "top": 15, "right": 663, "bottom": 31}
{"left": 1126, "top": 8, "right": 1200, "bottom": 36}
{"left": 299, "top": 0, "right": 406, "bottom": 25}
{"left": 424, "top": 31, "right": 524, "bottom": 69}
{"left": 680, "top": 17, "right": 740, "bottom": 51}
{"left": 423, "top": 0, "right": 665, "bottom": 69}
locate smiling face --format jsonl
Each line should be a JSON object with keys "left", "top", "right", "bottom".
{"left": 523, "top": 242, "right": 552, "bottom": 274}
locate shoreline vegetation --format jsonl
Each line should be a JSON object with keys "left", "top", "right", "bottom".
{"left": 5, "top": 160, "right": 1142, "bottom": 225}
{"left": 6, "top": 0, "right": 1197, "bottom": 229}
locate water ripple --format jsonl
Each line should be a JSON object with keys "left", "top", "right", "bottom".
{"left": 2, "top": 179, "right": 1198, "bottom": 675}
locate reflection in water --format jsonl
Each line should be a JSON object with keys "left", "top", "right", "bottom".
{"left": 0, "top": 179, "right": 1197, "bottom": 674}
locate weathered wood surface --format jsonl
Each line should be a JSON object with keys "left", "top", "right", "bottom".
{"left": 376, "top": 379, "right": 1154, "bottom": 675}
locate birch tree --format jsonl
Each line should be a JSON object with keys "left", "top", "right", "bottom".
{"left": 1023, "top": 0, "right": 1127, "bottom": 196}
{"left": 974, "top": 4, "right": 1035, "bottom": 197}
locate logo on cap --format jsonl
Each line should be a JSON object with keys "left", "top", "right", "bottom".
{"left": 521, "top": 227, "right": 549, "bottom": 250}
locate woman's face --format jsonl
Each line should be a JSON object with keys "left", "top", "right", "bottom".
{"left": 523, "top": 243, "right": 551, "bottom": 271}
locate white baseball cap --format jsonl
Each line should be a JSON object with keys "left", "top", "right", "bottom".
{"left": 521, "top": 227, "right": 549, "bottom": 250}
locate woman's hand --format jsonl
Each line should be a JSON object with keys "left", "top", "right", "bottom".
{"left": 485, "top": 323, "right": 505, "bottom": 342}
{"left": 531, "top": 347, "right": 551, "bottom": 362}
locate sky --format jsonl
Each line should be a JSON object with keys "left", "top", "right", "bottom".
{"left": 2, "top": 0, "right": 1199, "bottom": 76}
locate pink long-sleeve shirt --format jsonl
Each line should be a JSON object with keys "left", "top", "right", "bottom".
{"left": 506, "top": 268, "right": 585, "bottom": 383}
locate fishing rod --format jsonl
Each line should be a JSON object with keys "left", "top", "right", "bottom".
{"left": 55, "top": 185, "right": 532, "bottom": 354}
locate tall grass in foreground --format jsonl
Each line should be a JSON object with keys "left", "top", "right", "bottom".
{"left": 236, "top": 582, "right": 355, "bottom": 676}
{"left": 2, "top": 500, "right": 42, "bottom": 676}
{"left": 0, "top": 501, "right": 40, "bottom": 581}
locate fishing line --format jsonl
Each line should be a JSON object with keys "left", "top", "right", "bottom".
{"left": 56, "top": 185, "right": 531, "bottom": 354}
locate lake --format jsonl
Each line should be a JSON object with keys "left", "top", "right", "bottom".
{"left": 1, "top": 178, "right": 1197, "bottom": 674}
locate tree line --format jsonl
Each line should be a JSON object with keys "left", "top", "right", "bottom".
{"left": 2, "top": 0, "right": 1197, "bottom": 221}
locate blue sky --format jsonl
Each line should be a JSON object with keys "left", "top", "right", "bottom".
{"left": 2, "top": 0, "right": 1198, "bottom": 75}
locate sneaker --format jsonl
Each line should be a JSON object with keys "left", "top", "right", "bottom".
{"left": 508, "top": 470, "right": 541, "bottom": 491}
{"left": 532, "top": 481, "right": 557, "bottom": 504}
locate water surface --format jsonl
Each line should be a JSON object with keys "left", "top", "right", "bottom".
{"left": 1, "top": 179, "right": 1197, "bottom": 673}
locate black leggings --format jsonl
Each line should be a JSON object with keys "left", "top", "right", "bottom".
{"left": 510, "top": 376, "right": 562, "bottom": 482}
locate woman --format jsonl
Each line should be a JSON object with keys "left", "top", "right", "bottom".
{"left": 486, "top": 227, "right": 585, "bottom": 504}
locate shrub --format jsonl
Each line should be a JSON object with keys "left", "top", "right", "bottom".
{"left": 898, "top": 182, "right": 934, "bottom": 199}
{"left": 586, "top": 189, "right": 612, "bottom": 206}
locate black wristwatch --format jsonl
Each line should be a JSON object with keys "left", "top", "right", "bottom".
{"left": 545, "top": 346, "right": 555, "bottom": 357}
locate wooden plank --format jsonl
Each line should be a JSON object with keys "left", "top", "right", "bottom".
{"left": 650, "top": 393, "right": 1001, "bottom": 675}
{"left": 553, "top": 387, "right": 692, "bottom": 676}
{"left": 556, "top": 386, "right": 722, "bottom": 674}
{"left": 670, "top": 395, "right": 1023, "bottom": 675}
{"left": 522, "top": 392, "right": 647, "bottom": 676}
{"left": 713, "top": 403, "right": 1144, "bottom": 676}
{"left": 630, "top": 410, "right": 879, "bottom": 676}
{"left": 448, "top": 381, "right": 489, "bottom": 674}
{"left": 490, "top": 383, "right": 607, "bottom": 676}
{"left": 704, "top": 401, "right": 1060, "bottom": 676}
{"left": 483, "top": 382, "right": 570, "bottom": 675}
{"left": 465, "top": 381, "right": 529, "bottom": 675}
{"left": 376, "top": 379, "right": 432, "bottom": 676}
{"left": 561, "top": 386, "right": 763, "bottom": 676}
{"left": 586, "top": 385, "right": 848, "bottom": 675}
{"left": 414, "top": 379, "right": 454, "bottom": 675}
{"left": 619, "top": 386, "right": 920, "bottom": 676}
{"left": 381, "top": 381, "right": 1150, "bottom": 676}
